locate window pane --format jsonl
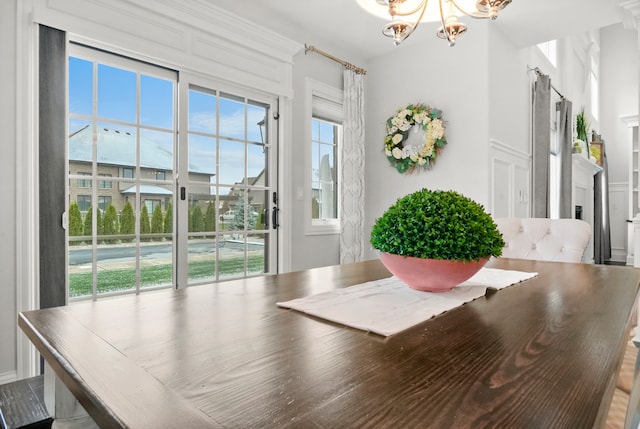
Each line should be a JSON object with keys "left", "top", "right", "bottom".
{"left": 97, "top": 123, "right": 136, "bottom": 168}
{"left": 319, "top": 121, "right": 334, "bottom": 143}
{"left": 69, "top": 57, "right": 93, "bottom": 116}
{"left": 219, "top": 95, "right": 245, "bottom": 140}
{"left": 188, "top": 134, "right": 216, "bottom": 176}
{"left": 247, "top": 103, "right": 267, "bottom": 144}
{"left": 219, "top": 139, "right": 245, "bottom": 185}
{"left": 97, "top": 64, "right": 136, "bottom": 123}
{"left": 189, "top": 89, "right": 216, "bottom": 134}
{"left": 141, "top": 74, "right": 174, "bottom": 129}
{"left": 140, "top": 128, "right": 173, "bottom": 180}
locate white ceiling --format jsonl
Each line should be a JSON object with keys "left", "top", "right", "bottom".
{"left": 207, "top": 0, "right": 626, "bottom": 60}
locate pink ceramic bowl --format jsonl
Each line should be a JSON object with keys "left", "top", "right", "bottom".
{"left": 379, "top": 252, "right": 489, "bottom": 292}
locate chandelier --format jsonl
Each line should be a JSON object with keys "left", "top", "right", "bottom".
{"left": 359, "top": 0, "right": 511, "bottom": 47}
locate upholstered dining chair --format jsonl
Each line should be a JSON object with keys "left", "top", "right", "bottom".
{"left": 493, "top": 217, "right": 591, "bottom": 263}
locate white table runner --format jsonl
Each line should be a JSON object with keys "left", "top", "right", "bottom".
{"left": 277, "top": 268, "right": 538, "bottom": 336}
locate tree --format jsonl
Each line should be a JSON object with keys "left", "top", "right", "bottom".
{"left": 103, "top": 204, "right": 119, "bottom": 238}
{"left": 96, "top": 208, "right": 104, "bottom": 236}
{"left": 230, "top": 196, "right": 257, "bottom": 231}
{"left": 83, "top": 206, "right": 93, "bottom": 236}
{"left": 191, "top": 204, "right": 204, "bottom": 232}
{"left": 164, "top": 201, "right": 173, "bottom": 233}
{"left": 120, "top": 201, "right": 135, "bottom": 236}
{"left": 68, "top": 202, "right": 83, "bottom": 237}
{"left": 140, "top": 204, "right": 151, "bottom": 238}
{"left": 151, "top": 205, "right": 164, "bottom": 235}
{"left": 204, "top": 202, "right": 216, "bottom": 232}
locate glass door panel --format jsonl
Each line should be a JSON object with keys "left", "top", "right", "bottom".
{"left": 67, "top": 44, "right": 177, "bottom": 301}
{"left": 182, "top": 83, "right": 276, "bottom": 286}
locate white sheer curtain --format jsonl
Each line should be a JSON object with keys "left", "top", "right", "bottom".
{"left": 340, "top": 69, "right": 365, "bottom": 263}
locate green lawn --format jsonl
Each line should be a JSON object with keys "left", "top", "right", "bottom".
{"left": 69, "top": 254, "right": 265, "bottom": 297}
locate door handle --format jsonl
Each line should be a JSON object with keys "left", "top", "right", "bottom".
{"left": 272, "top": 207, "right": 279, "bottom": 229}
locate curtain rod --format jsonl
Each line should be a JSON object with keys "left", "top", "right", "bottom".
{"left": 528, "top": 66, "right": 564, "bottom": 99}
{"left": 305, "top": 44, "right": 367, "bottom": 75}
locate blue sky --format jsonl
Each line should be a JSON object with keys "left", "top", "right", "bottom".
{"left": 68, "top": 56, "right": 267, "bottom": 186}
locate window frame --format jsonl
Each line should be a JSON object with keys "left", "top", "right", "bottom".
{"left": 304, "top": 78, "right": 343, "bottom": 236}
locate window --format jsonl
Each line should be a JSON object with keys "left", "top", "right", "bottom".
{"left": 98, "top": 196, "right": 112, "bottom": 211}
{"left": 77, "top": 195, "right": 91, "bottom": 212}
{"left": 305, "top": 78, "right": 343, "bottom": 234}
{"left": 145, "top": 199, "right": 161, "bottom": 214}
{"left": 155, "top": 170, "right": 166, "bottom": 180}
{"left": 77, "top": 172, "right": 91, "bottom": 188}
{"left": 121, "top": 167, "right": 133, "bottom": 178}
{"left": 98, "top": 173, "right": 112, "bottom": 188}
{"left": 311, "top": 118, "right": 339, "bottom": 221}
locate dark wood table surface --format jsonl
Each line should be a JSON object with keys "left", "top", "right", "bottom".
{"left": 19, "top": 258, "right": 640, "bottom": 428}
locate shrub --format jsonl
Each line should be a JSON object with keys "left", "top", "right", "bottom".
{"left": 205, "top": 202, "right": 216, "bottom": 232}
{"left": 68, "top": 202, "right": 83, "bottom": 236}
{"left": 191, "top": 205, "right": 204, "bottom": 232}
{"left": 164, "top": 201, "right": 173, "bottom": 233}
{"left": 120, "top": 201, "right": 135, "bottom": 235}
{"left": 103, "top": 204, "right": 119, "bottom": 238}
{"left": 140, "top": 205, "right": 151, "bottom": 236}
{"left": 151, "top": 205, "right": 164, "bottom": 234}
{"left": 370, "top": 189, "right": 504, "bottom": 262}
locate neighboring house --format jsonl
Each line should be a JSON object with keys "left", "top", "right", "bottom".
{"left": 68, "top": 125, "right": 215, "bottom": 214}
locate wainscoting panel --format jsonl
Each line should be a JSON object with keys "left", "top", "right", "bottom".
{"left": 489, "top": 140, "right": 531, "bottom": 218}
{"left": 608, "top": 182, "right": 628, "bottom": 263}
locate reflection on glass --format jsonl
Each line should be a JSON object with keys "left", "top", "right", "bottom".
{"left": 96, "top": 245, "right": 136, "bottom": 295}
{"left": 68, "top": 57, "right": 93, "bottom": 116}
{"left": 247, "top": 103, "right": 267, "bottom": 143}
{"left": 189, "top": 185, "right": 217, "bottom": 233}
{"left": 188, "top": 134, "right": 216, "bottom": 175}
{"left": 219, "top": 95, "right": 245, "bottom": 139}
{"left": 97, "top": 123, "right": 136, "bottom": 168}
{"left": 141, "top": 75, "right": 174, "bottom": 129}
{"left": 67, "top": 244, "right": 92, "bottom": 298}
{"left": 140, "top": 128, "right": 174, "bottom": 182}
{"left": 189, "top": 89, "right": 216, "bottom": 134}
{"left": 219, "top": 139, "right": 245, "bottom": 185}
{"left": 247, "top": 233, "right": 267, "bottom": 276}
{"left": 98, "top": 64, "right": 136, "bottom": 123}
{"left": 69, "top": 119, "right": 93, "bottom": 164}
{"left": 218, "top": 234, "right": 246, "bottom": 280}
{"left": 247, "top": 143, "right": 265, "bottom": 179}
{"left": 188, "top": 235, "right": 216, "bottom": 284}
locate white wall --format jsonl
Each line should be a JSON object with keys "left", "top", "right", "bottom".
{"left": 289, "top": 51, "right": 345, "bottom": 271}
{"left": 0, "top": 0, "right": 18, "bottom": 383}
{"left": 488, "top": 26, "right": 530, "bottom": 156}
{"left": 601, "top": 24, "right": 638, "bottom": 184}
{"left": 600, "top": 23, "right": 638, "bottom": 262}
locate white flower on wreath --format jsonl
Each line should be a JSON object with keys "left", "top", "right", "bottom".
{"left": 383, "top": 103, "right": 447, "bottom": 174}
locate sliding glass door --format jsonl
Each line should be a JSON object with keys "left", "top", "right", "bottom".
{"left": 67, "top": 46, "right": 278, "bottom": 300}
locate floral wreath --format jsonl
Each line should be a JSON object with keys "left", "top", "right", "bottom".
{"left": 384, "top": 103, "right": 447, "bottom": 174}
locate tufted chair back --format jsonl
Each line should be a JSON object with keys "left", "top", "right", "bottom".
{"left": 494, "top": 218, "right": 592, "bottom": 263}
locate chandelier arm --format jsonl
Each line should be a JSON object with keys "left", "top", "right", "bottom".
{"left": 393, "top": 0, "right": 428, "bottom": 17}
{"left": 407, "top": 0, "right": 429, "bottom": 34}
{"left": 438, "top": 0, "right": 452, "bottom": 43}
{"left": 449, "top": 0, "right": 491, "bottom": 19}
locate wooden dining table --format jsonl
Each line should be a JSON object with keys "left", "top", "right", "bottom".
{"left": 19, "top": 258, "right": 640, "bottom": 428}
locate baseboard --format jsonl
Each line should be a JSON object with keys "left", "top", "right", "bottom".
{"left": 0, "top": 370, "right": 18, "bottom": 384}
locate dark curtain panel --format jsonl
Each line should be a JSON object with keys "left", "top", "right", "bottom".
{"left": 594, "top": 146, "right": 611, "bottom": 264}
{"left": 39, "top": 25, "right": 67, "bottom": 308}
{"left": 557, "top": 99, "right": 572, "bottom": 218}
{"left": 532, "top": 74, "right": 551, "bottom": 218}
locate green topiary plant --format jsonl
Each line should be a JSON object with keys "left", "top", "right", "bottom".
{"left": 370, "top": 189, "right": 504, "bottom": 262}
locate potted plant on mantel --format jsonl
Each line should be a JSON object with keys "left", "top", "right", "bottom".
{"left": 370, "top": 189, "right": 504, "bottom": 292}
